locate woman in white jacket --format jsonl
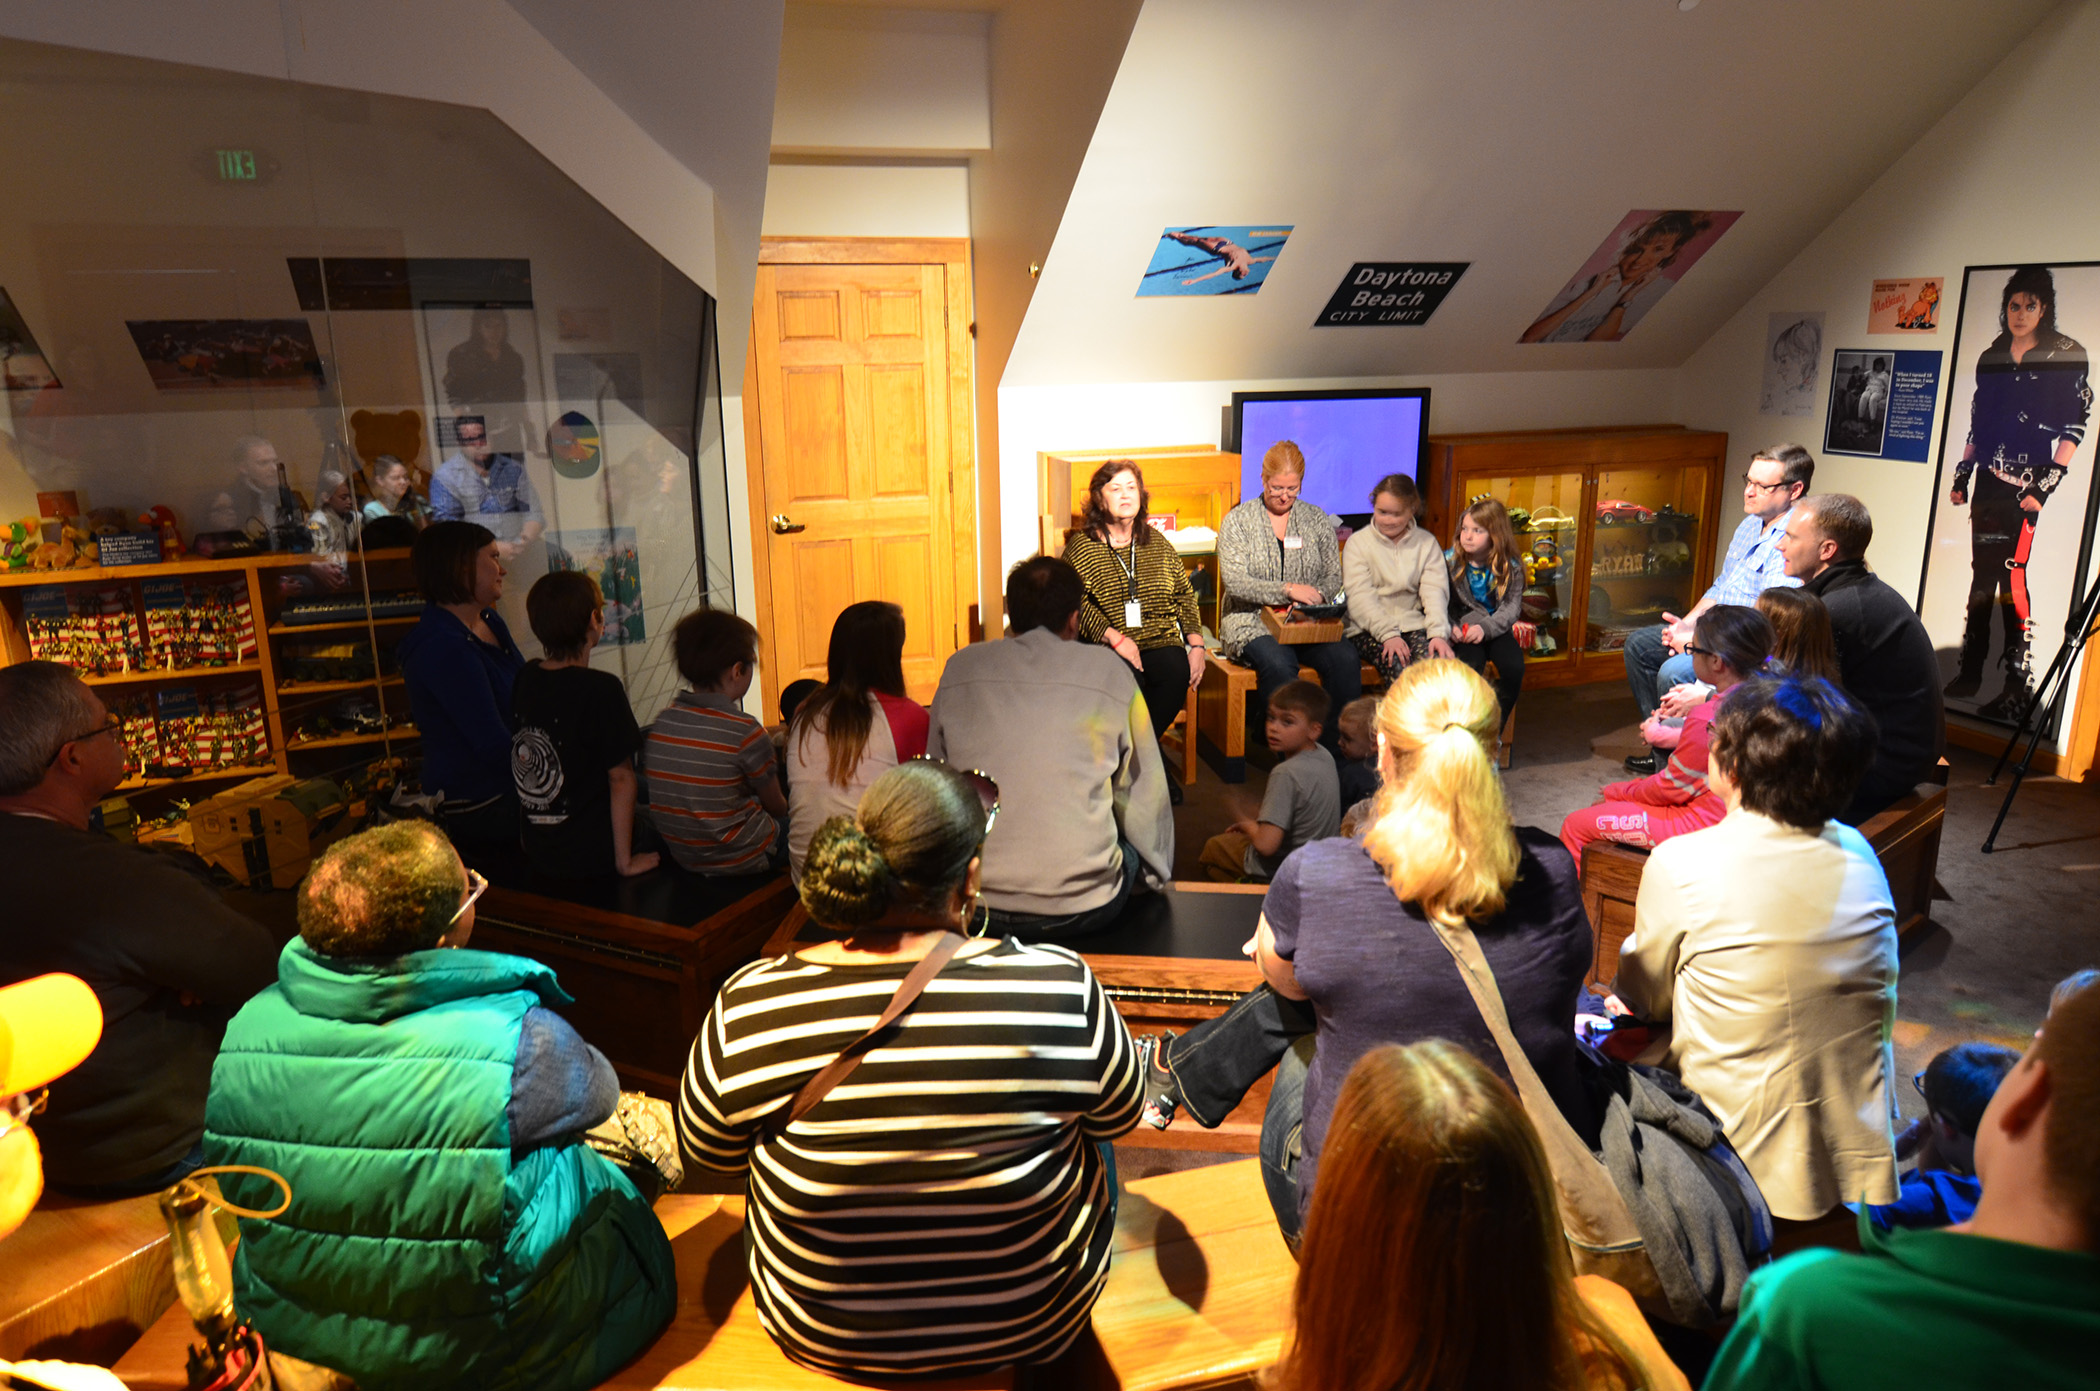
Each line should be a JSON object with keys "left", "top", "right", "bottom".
{"left": 1342, "top": 473, "right": 1455, "bottom": 683}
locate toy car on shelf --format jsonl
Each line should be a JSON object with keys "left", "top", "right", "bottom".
{"left": 1595, "top": 499, "right": 1656, "bottom": 525}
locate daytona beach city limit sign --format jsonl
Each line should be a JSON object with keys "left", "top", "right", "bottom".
{"left": 1314, "top": 262, "right": 1470, "bottom": 327}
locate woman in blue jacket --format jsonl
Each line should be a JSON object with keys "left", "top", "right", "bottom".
{"left": 204, "top": 822, "right": 675, "bottom": 1391}
{"left": 399, "top": 521, "right": 526, "bottom": 844}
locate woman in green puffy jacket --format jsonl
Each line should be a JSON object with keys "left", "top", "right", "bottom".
{"left": 203, "top": 822, "right": 674, "bottom": 1391}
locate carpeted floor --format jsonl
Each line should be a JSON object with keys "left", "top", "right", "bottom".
{"left": 1151, "top": 680, "right": 2100, "bottom": 1173}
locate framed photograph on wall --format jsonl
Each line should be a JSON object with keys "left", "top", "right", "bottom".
{"left": 1919, "top": 262, "right": 2100, "bottom": 733}
{"left": 1824, "top": 350, "right": 1891, "bottom": 457}
{"left": 421, "top": 302, "right": 545, "bottom": 458}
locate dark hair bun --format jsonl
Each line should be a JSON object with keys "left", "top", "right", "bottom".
{"left": 801, "top": 817, "right": 894, "bottom": 929}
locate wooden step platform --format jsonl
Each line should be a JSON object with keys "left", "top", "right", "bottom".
{"left": 0, "top": 1191, "right": 176, "bottom": 1367}
{"left": 1076, "top": 1157, "right": 1296, "bottom": 1391}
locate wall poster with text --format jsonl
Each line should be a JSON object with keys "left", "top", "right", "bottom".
{"left": 1822, "top": 348, "right": 1941, "bottom": 463}
{"left": 1919, "top": 263, "right": 2100, "bottom": 733}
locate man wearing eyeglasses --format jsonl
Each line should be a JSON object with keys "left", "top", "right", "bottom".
{"left": 430, "top": 412, "right": 545, "bottom": 561}
{"left": 1621, "top": 444, "right": 1814, "bottom": 774}
{"left": 0, "top": 661, "right": 277, "bottom": 1194}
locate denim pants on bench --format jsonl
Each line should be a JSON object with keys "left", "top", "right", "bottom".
{"left": 1162, "top": 983, "right": 1316, "bottom": 1244}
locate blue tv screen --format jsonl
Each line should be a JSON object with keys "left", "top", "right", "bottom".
{"left": 1233, "top": 389, "right": 1429, "bottom": 518}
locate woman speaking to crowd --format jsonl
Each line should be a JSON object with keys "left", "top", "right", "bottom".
{"left": 1065, "top": 460, "right": 1206, "bottom": 791}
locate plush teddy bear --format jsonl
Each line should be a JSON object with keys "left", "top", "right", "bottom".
{"left": 1, "top": 517, "right": 37, "bottom": 569}
{"left": 349, "top": 408, "right": 428, "bottom": 497}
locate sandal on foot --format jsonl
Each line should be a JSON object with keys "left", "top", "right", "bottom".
{"left": 1136, "top": 1033, "right": 1181, "bottom": 1130}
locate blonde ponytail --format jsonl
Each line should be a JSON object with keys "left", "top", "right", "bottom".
{"left": 1360, "top": 660, "right": 1519, "bottom": 928}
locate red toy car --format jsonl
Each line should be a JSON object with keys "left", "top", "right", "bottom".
{"left": 1595, "top": 499, "right": 1656, "bottom": 524}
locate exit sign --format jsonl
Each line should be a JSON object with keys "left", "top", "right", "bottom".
{"left": 193, "top": 146, "right": 279, "bottom": 186}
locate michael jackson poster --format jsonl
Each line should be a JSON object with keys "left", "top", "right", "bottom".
{"left": 1919, "top": 263, "right": 2100, "bottom": 733}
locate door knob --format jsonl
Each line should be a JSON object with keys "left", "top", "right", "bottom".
{"left": 770, "top": 514, "right": 806, "bottom": 534}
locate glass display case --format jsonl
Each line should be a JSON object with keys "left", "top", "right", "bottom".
{"left": 0, "top": 38, "right": 730, "bottom": 816}
{"left": 1426, "top": 428, "right": 1727, "bottom": 689}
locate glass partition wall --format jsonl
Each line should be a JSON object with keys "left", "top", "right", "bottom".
{"left": 0, "top": 38, "right": 728, "bottom": 808}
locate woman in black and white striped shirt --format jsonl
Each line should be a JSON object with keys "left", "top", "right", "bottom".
{"left": 678, "top": 760, "right": 1142, "bottom": 1379}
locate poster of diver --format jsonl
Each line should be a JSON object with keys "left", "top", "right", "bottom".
{"left": 1919, "top": 262, "right": 2100, "bottom": 733}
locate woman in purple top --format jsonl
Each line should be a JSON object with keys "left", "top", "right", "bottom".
{"left": 1141, "top": 659, "right": 1596, "bottom": 1241}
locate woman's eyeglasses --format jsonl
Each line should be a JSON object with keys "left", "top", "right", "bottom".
{"left": 912, "top": 757, "right": 1001, "bottom": 839}
{"left": 448, "top": 868, "right": 490, "bottom": 926}
{"left": 1683, "top": 642, "right": 1714, "bottom": 658}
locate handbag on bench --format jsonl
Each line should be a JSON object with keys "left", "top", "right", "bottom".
{"left": 1428, "top": 918, "right": 1773, "bottom": 1328}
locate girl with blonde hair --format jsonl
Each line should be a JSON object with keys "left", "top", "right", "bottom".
{"left": 1139, "top": 660, "right": 1599, "bottom": 1241}
{"left": 1445, "top": 495, "right": 1529, "bottom": 720}
{"left": 1272, "top": 1042, "right": 1688, "bottom": 1391}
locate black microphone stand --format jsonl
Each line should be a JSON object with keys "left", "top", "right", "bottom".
{"left": 1980, "top": 570, "right": 2100, "bottom": 852}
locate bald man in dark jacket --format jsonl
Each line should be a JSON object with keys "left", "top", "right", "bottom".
{"left": 1777, "top": 497, "right": 1945, "bottom": 823}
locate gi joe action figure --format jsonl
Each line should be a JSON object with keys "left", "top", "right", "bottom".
{"left": 1945, "top": 266, "right": 2092, "bottom": 721}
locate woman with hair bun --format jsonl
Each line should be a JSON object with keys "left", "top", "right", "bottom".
{"left": 1138, "top": 660, "right": 1597, "bottom": 1243}
{"left": 677, "top": 760, "right": 1141, "bottom": 1380}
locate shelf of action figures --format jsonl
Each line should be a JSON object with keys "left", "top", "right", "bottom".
{"left": 0, "top": 548, "right": 412, "bottom": 589}
{"left": 285, "top": 727, "right": 418, "bottom": 752}
{"left": 81, "top": 660, "right": 264, "bottom": 687}
{"left": 114, "top": 762, "right": 276, "bottom": 793}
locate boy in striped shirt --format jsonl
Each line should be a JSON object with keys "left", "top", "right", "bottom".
{"left": 643, "top": 609, "right": 787, "bottom": 874}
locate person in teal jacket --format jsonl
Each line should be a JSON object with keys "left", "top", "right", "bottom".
{"left": 204, "top": 822, "right": 674, "bottom": 1391}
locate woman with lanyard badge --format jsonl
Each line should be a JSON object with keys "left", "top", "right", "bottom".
{"left": 1066, "top": 460, "right": 1207, "bottom": 800}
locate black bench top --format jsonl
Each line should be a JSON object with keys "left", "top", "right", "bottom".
{"left": 463, "top": 841, "right": 784, "bottom": 928}
{"left": 788, "top": 885, "right": 1266, "bottom": 963}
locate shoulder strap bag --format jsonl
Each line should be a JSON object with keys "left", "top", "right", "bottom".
{"left": 1426, "top": 919, "right": 1661, "bottom": 1300}
{"left": 762, "top": 931, "right": 969, "bottom": 1139}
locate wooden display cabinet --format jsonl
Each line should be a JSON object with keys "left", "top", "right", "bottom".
{"left": 0, "top": 548, "right": 423, "bottom": 806}
{"left": 1424, "top": 426, "right": 1727, "bottom": 689}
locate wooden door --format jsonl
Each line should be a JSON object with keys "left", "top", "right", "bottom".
{"left": 748, "top": 247, "right": 972, "bottom": 711}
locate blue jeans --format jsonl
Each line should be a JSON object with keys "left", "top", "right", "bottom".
{"left": 1161, "top": 985, "right": 1316, "bottom": 1243}
{"left": 1259, "top": 1037, "right": 1312, "bottom": 1248}
{"left": 1622, "top": 625, "right": 1697, "bottom": 718}
{"left": 1236, "top": 635, "right": 1362, "bottom": 752}
{"left": 986, "top": 836, "right": 1142, "bottom": 940}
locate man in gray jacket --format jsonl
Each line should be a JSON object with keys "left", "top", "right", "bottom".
{"left": 928, "top": 556, "right": 1175, "bottom": 938}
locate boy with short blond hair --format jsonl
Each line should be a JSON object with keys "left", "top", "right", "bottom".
{"left": 1333, "top": 694, "right": 1380, "bottom": 819}
{"left": 1200, "top": 680, "right": 1339, "bottom": 882}
{"left": 644, "top": 609, "right": 787, "bottom": 874}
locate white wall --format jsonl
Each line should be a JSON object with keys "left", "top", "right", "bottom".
{"left": 773, "top": 5, "right": 990, "bottom": 154}
{"left": 998, "top": 368, "right": 1679, "bottom": 575}
{"left": 761, "top": 164, "right": 971, "bottom": 239}
{"left": 1676, "top": 0, "right": 2100, "bottom": 748}
{"left": 0, "top": 0, "right": 720, "bottom": 295}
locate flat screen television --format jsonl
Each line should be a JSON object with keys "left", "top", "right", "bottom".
{"left": 1229, "top": 387, "right": 1430, "bottom": 520}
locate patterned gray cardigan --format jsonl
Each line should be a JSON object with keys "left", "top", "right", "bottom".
{"left": 1216, "top": 498, "right": 1345, "bottom": 655}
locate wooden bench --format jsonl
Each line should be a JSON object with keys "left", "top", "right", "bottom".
{"left": 1083, "top": 885, "right": 1269, "bottom": 1155}
{"left": 0, "top": 1191, "right": 177, "bottom": 1367}
{"left": 1579, "top": 782, "right": 1949, "bottom": 986}
{"left": 1196, "top": 656, "right": 1383, "bottom": 783}
{"left": 1075, "top": 1157, "right": 1295, "bottom": 1391}
{"left": 111, "top": 1192, "right": 1018, "bottom": 1389}
{"left": 461, "top": 852, "right": 798, "bottom": 1097}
